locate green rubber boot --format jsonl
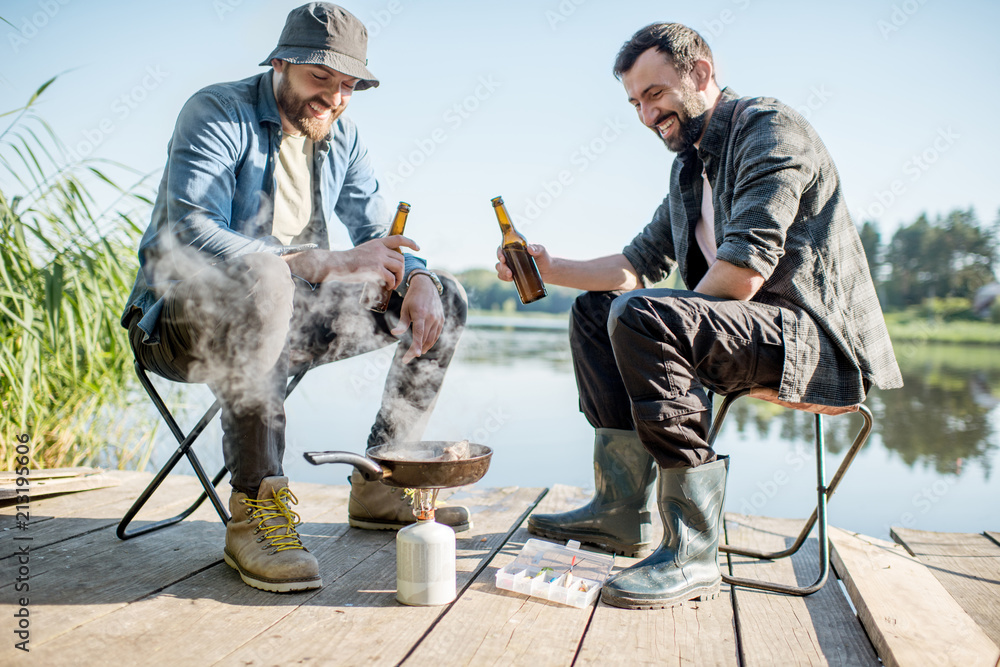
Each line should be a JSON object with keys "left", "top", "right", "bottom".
{"left": 601, "top": 455, "right": 729, "bottom": 609}
{"left": 527, "top": 428, "right": 657, "bottom": 557}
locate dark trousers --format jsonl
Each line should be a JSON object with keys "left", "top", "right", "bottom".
{"left": 128, "top": 253, "right": 467, "bottom": 495}
{"left": 570, "top": 289, "right": 785, "bottom": 468}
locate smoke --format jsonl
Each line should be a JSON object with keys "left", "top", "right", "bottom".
{"left": 140, "top": 208, "right": 468, "bottom": 454}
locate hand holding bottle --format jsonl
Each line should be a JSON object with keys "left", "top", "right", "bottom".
{"left": 491, "top": 196, "right": 547, "bottom": 304}
{"left": 495, "top": 243, "right": 551, "bottom": 282}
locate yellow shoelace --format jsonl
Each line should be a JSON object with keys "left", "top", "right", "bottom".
{"left": 243, "top": 487, "right": 305, "bottom": 552}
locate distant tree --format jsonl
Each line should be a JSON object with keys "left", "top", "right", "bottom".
{"left": 858, "top": 220, "right": 882, "bottom": 283}
{"left": 455, "top": 268, "right": 579, "bottom": 314}
{"left": 882, "top": 208, "right": 997, "bottom": 308}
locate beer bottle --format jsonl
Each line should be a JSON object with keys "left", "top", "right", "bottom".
{"left": 492, "top": 196, "right": 547, "bottom": 304}
{"left": 363, "top": 201, "right": 410, "bottom": 313}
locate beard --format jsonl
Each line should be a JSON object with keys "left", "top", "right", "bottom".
{"left": 275, "top": 75, "right": 345, "bottom": 142}
{"left": 654, "top": 80, "right": 709, "bottom": 153}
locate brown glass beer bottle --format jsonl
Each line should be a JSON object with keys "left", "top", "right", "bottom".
{"left": 492, "top": 196, "right": 547, "bottom": 304}
{"left": 363, "top": 201, "right": 410, "bottom": 313}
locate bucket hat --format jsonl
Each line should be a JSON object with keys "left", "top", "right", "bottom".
{"left": 260, "top": 3, "right": 379, "bottom": 90}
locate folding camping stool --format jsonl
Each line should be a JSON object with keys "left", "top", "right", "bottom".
{"left": 708, "top": 387, "right": 874, "bottom": 595}
{"left": 116, "top": 360, "right": 309, "bottom": 540}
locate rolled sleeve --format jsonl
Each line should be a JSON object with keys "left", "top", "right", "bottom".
{"left": 717, "top": 108, "right": 815, "bottom": 281}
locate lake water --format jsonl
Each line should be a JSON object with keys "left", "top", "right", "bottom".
{"left": 151, "top": 315, "right": 999, "bottom": 541}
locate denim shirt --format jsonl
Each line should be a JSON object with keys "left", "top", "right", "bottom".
{"left": 121, "top": 69, "right": 424, "bottom": 342}
{"left": 623, "top": 88, "right": 902, "bottom": 407}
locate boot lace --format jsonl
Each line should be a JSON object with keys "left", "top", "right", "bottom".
{"left": 243, "top": 487, "right": 306, "bottom": 553}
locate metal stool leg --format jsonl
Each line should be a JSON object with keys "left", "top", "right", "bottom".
{"left": 117, "top": 362, "right": 309, "bottom": 540}
{"left": 713, "top": 390, "right": 874, "bottom": 595}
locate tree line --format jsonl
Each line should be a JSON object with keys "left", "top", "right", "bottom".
{"left": 862, "top": 208, "right": 998, "bottom": 313}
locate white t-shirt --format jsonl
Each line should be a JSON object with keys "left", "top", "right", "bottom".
{"left": 272, "top": 132, "right": 314, "bottom": 245}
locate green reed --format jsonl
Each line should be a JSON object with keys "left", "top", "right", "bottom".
{"left": 1, "top": 78, "right": 157, "bottom": 470}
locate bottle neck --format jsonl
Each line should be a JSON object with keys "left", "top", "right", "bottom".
{"left": 494, "top": 203, "right": 524, "bottom": 246}
{"left": 388, "top": 209, "right": 409, "bottom": 236}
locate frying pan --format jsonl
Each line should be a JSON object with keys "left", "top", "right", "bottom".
{"left": 303, "top": 441, "right": 492, "bottom": 489}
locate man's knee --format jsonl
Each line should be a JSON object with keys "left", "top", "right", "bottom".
{"left": 608, "top": 289, "right": 689, "bottom": 341}
{"left": 239, "top": 253, "right": 295, "bottom": 321}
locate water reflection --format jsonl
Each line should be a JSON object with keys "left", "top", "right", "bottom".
{"left": 459, "top": 325, "right": 574, "bottom": 371}
{"left": 460, "top": 325, "right": 999, "bottom": 479}
{"left": 877, "top": 346, "right": 998, "bottom": 477}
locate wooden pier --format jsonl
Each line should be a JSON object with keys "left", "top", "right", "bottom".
{"left": 2, "top": 470, "right": 998, "bottom": 666}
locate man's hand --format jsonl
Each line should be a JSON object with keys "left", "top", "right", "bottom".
{"left": 392, "top": 274, "right": 444, "bottom": 364}
{"left": 283, "top": 236, "right": 419, "bottom": 284}
{"left": 496, "top": 244, "right": 640, "bottom": 292}
{"left": 495, "top": 244, "right": 552, "bottom": 282}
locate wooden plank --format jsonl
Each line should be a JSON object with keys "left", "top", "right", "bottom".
{"left": 986, "top": 532, "right": 1000, "bottom": 549}
{"left": 0, "top": 471, "right": 121, "bottom": 501}
{"left": 212, "top": 486, "right": 546, "bottom": 666}
{"left": 0, "top": 471, "right": 220, "bottom": 550}
{"left": 723, "top": 515, "right": 878, "bottom": 666}
{"left": 891, "top": 527, "right": 1000, "bottom": 648}
{"left": 0, "top": 467, "right": 106, "bottom": 483}
{"left": 571, "top": 499, "right": 733, "bottom": 666}
{"left": 402, "top": 485, "right": 595, "bottom": 665}
{"left": 830, "top": 527, "right": 1000, "bottom": 667}
{"left": 25, "top": 483, "right": 355, "bottom": 663}
{"left": 0, "top": 479, "right": 346, "bottom": 649}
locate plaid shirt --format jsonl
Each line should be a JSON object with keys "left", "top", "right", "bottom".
{"left": 623, "top": 88, "right": 902, "bottom": 407}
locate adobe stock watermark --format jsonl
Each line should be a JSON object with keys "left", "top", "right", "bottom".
{"left": 545, "top": 0, "right": 588, "bottom": 31}
{"left": 383, "top": 75, "right": 501, "bottom": 189}
{"left": 466, "top": 405, "right": 508, "bottom": 446}
{"left": 10, "top": 432, "right": 32, "bottom": 653}
{"left": 213, "top": 0, "right": 245, "bottom": 20}
{"left": 700, "top": 0, "right": 752, "bottom": 40}
{"left": 517, "top": 117, "right": 627, "bottom": 226}
{"left": 852, "top": 126, "right": 958, "bottom": 223}
{"left": 365, "top": 0, "right": 404, "bottom": 38}
{"left": 792, "top": 84, "right": 833, "bottom": 122}
{"left": 733, "top": 446, "right": 808, "bottom": 516}
{"left": 881, "top": 474, "right": 957, "bottom": 536}
{"left": 62, "top": 65, "right": 170, "bottom": 164}
{"left": 877, "top": 0, "right": 931, "bottom": 40}
{"left": 7, "top": 0, "right": 72, "bottom": 54}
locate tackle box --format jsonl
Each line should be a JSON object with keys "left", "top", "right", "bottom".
{"left": 494, "top": 538, "right": 615, "bottom": 608}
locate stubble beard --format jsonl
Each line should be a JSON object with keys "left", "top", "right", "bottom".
{"left": 276, "top": 75, "right": 344, "bottom": 142}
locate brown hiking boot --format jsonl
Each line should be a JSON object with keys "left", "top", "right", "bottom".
{"left": 224, "top": 476, "right": 322, "bottom": 592}
{"left": 347, "top": 470, "right": 471, "bottom": 532}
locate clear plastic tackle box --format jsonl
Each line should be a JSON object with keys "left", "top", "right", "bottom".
{"left": 494, "top": 539, "right": 615, "bottom": 608}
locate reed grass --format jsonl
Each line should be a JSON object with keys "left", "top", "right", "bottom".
{"left": 1, "top": 78, "right": 158, "bottom": 471}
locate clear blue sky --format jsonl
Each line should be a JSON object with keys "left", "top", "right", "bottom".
{"left": 4, "top": 0, "right": 999, "bottom": 273}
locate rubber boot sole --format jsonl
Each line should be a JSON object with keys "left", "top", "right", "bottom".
{"left": 348, "top": 516, "right": 472, "bottom": 533}
{"left": 600, "top": 581, "right": 721, "bottom": 610}
{"left": 527, "top": 523, "right": 652, "bottom": 559}
{"left": 223, "top": 549, "right": 323, "bottom": 593}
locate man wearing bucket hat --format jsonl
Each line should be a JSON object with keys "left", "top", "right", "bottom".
{"left": 122, "top": 3, "right": 470, "bottom": 593}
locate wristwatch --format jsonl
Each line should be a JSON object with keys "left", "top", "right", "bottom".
{"left": 405, "top": 269, "right": 444, "bottom": 296}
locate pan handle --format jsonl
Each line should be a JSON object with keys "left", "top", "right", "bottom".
{"left": 303, "top": 451, "right": 384, "bottom": 482}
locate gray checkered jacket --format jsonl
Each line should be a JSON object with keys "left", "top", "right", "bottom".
{"left": 623, "top": 88, "right": 902, "bottom": 407}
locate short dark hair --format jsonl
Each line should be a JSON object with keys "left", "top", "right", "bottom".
{"left": 613, "top": 23, "right": 714, "bottom": 80}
